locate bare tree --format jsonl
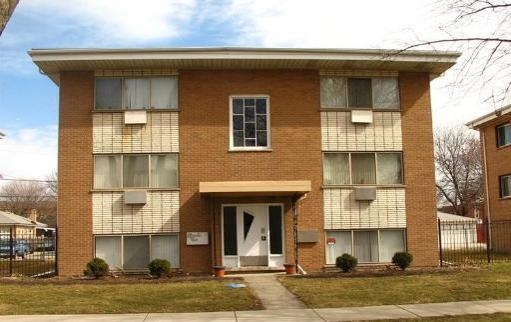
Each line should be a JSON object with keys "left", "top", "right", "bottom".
{"left": 0, "top": 181, "right": 57, "bottom": 227}
{"left": 403, "top": 1, "right": 511, "bottom": 106}
{"left": 0, "top": 0, "right": 19, "bottom": 36}
{"left": 435, "top": 127, "right": 483, "bottom": 216}
{"left": 46, "top": 171, "right": 58, "bottom": 195}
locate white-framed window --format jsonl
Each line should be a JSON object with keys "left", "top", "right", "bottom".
{"left": 95, "top": 76, "right": 178, "bottom": 110}
{"left": 321, "top": 76, "right": 399, "bottom": 109}
{"left": 95, "top": 234, "right": 180, "bottom": 270}
{"left": 325, "top": 229, "right": 406, "bottom": 264}
{"left": 497, "top": 123, "right": 511, "bottom": 148}
{"left": 229, "top": 95, "right": 270, "bottom": 150}
{"left": 500, "top": 174, "right": 511, "bottom": 198}
{"left": 94, "top": 154, "right": 178, "bottom": 189}
{"left": 323, "top": 152, "right": 403, "bottom": 185}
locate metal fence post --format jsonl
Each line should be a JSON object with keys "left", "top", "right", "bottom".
{"left": 9, "top": 226, "right": 13, "bottom": 276}
{"left": 54, "top": 229, "right": 58, "bottom": 276}
{"left": 486, "top": 220, "right": 492, "bottom": 264}
{"left": 438, "top": 219, "right": 443, "bottom": 267}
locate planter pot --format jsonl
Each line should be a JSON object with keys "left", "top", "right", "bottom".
{"left": 213, "top": 266, "right": 226, "bottom": 278}
{"left": 284, "top": 263, "right": 296, "bottom": 275}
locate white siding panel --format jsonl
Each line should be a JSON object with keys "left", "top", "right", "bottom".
{"left": 93, "top": 112, "right": 179, "bottom": 153}
{"left": 92, "top": 191, "right": 180, "bottom": 234}
{"left": 323, "top": 188, "right": 406, "bottom": 229}
{"left": 321, "top": 111, "right": 402, "bottom": 151}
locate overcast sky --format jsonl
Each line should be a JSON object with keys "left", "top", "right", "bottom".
{"left": 0, "top": 0, "right": 505, "bottom": 181}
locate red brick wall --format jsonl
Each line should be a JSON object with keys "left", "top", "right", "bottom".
{"left": 400, "top": 72, "right": 439, "bottom": 266}
{"left": 179, "top": 70, "right": 324, "bottom": 272}
{"left": 57, "top": 71, "right": 94, "bottom": 275}
{"left": 481, "top": 114, "right": 511, "bottom": 221}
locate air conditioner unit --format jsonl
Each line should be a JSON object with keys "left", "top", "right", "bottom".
{"left": 354, "top": 186, "right": 376, "bottom": 201}
{"left": 124, "top": 190, "right": 147, "bottom": 204}
{"left": 351, "top": 110, "right": 373, "bottom": 124}
{"left": 124, "top": 110, "right": 147, "bottom": 125}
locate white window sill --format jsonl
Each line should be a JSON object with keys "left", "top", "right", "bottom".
{"left": 228, "top": 148, "right": 273, "bottom": 153}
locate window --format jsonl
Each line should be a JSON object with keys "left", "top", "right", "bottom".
{"left": 325, "top": 229, "right": 405, "bottom": 264}
{"left": 320, "top": 76, "right": 399, "bottom": 109}
{"left": 95, "top": 76, "right": 178, "bottom": 110}
{"left": 501, "top": 174, "right": 511, "bottom": 198}
{"left": 95, "top": 234, "right": 179, "bottom": 270}
{"left": 94, "top": 154, "right": 178, "bottom": 189}
{"left": 323, "top": 152, "right": 403, "bottom": 185}
{"left": 497, "top": 123, "right": 511, "bottom": 147}
{"left": 230, "top": 96, "right": 270, "bottom": 149}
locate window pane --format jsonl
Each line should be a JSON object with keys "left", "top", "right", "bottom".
{"left": 150, "top": 154, "right": 178, "bottom": 188}
{"left": 123, "top": 235, "right": 150, "bottom": 269}
{"left": 353, "top": 231, "right": 378, "bottom": 262}
{"left": 245, "top": 139, "right": 256, "bottom": 146}
{"left": 269, "top": 206, "right": 283, "bottom": 254}
{"left": 233, "top": 115, "right": 243, "bottom": 131}
{"left": 351, "top": 153, "right": 376, "bottom": 184}
{"left": 124, "top": 78, "right": 150, "bottom": 109}
{"left": 233, "top": 99, "right": 243, "bottom": 114}
{"left": 348, "top": 78, "right": 372, "bottom": 108}
{"left": 323, "top": 153, "right": 350, "bottom": 185}
{"left": 377, "top": 153, "right": 403, "bottom": 184}
{"left": 94, "top": 155, "right": 121, "bottom": 188}
{"left": 244, "top": 98, "right": 255, "bottom": 107}
{"left": 95, "top": 236, "right": 121, "bottom": 269}
{"left": 257, "top": 131, "right": 267, "bottom": 147}
{"left": 501, "top": 175, "right": 511, "bottom": 198}
{"left": 223, "top": 207, "right": 237, "bottom": 255}
{"left": 320, "top": 76, "right": 347, "bottom": 108}
{"left": 151, "top": 77, "right": 178, "bottom": 109}
{"left": 245, "top": 123, "right": 255, "bottom": 138}
{"left": 256, "top": 115, "right": 267, "bottom": 130}
{"left": 233, "top": 131, "right": 244, "bottom": 147}
{"left": 372, "top": 78, "right": 399, "bottom": 109}
{"left": 95, "top": 78, "right": 122, "bottom": 109}
{"left": 379, "top": 230, "right": 405, "bottom": 262}
{"left": 325, "top": 231, "right": 352, "bottom": 264}
{"left": 497, "top": 124, "right": 511, "bottom": 147}
{"left": 151, "top": 235, "right": 179, "bottom": 268}
{"left": 256, "top": 99, "right": 267, "bottom": 114}
{"left": 123, "top": 155, "right": 149, "bottom": 187}
{"left": 245, "top": 107, "right": 255, "bottom": 122}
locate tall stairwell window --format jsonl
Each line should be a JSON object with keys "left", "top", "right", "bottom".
{"left": 230, "top": 95, "right": 270, "bottom": 150}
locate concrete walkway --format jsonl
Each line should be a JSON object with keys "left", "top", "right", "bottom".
{"left": 2, "top": 300, "right": 511, "bottom": 321}
{"left": 240, "top": 273, "right": 306, "bottom": 310}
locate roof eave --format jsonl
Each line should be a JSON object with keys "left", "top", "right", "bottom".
{"left": 466, "top": 104, "right": 511, "bottom": 129}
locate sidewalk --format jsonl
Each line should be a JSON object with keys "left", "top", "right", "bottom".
{"left": 2, "top": 300, "right": 511, "bottom": 321}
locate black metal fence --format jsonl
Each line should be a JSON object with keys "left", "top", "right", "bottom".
{"left": 438, "top": 219, "right": 511, "bottom": 266}
{"left": 0, "top": 227, "right": 56, "bottom": 277}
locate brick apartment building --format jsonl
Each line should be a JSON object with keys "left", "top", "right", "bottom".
{"left": 29, "top": 48, "right": 459, "bottom": 276}
{"left": 467, "top": 106, "right": 511, "bottom": 223}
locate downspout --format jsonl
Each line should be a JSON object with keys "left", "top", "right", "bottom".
{"left": 481, "top": 131, "right": 492, "bottom": 263}
{"left": 292, "top": 193, "right": 308, "bottom": 274}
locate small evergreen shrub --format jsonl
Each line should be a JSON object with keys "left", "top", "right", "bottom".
{"left": 392, "top": 252, "right": 413, "bottom": 270}
{"left": 148, "top": 259, "right": 171, "bottom": 278}
{"left": 84, "top": 258, "right": 109, "bottom": 278}
{"left": 336, "top": 253, "right": 358, "bottom": 272}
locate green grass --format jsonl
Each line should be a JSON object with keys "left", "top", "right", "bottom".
{"left": 0, "top": 279, "right": 261, "bottom": 315}
{"left": 383, "top": 313, "right": 511, "bottom": 321}
{"left": 280, "top": 263, "right": 511, "bottom": 308}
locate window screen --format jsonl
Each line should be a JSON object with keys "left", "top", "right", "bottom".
{"left": 124, "top": 79, "right": 151, "bottom": 109}
{"left": 353, "top": 231, "right": 378, "bottom": 262}
{"left": 372, "top": 78, "right": 399, "bottom": 109}
{"left": 320, "top": 76, "right": 347, "bottom": 108}
{"left": 323, "top": 153, "right": 350, "bottom": 185}
{"left": 269, "top": 206, "right": 283, "bottom": 254}
{"left": 94, "top": 155, "right": 121, "bottom": 188}
{"left": 151, "top": 235, "right": 179, "bottom": 267}
{"left": 123, "top": 235, "right": 150, "bottom": 269}
{"left": 325, "top": 231, "right": 352, "bottom": 264}
{"left": 379, "top": 230, "right": 405, "bottom": 262}
{"left": 150, "top": 154, "right": 178, "bottom": 188}
{"left": 123, "top": 155, "right": 149, "bottom": 188}
{"left": 497, "top": 124, "right": 511, "bottom": 147}
{"left": 351, "top": 153, "right": 376, "bottom": 184}
{"left": 151, "top": 77, "right": 178, "bottom": 109}
{"left": 377, "top": 153, "right": 403, "bottom": 184}
{"left": 501, "top": 175, "right": 511, "bottom": 198}
{"left": 95, "top": 78, "right": 122, "bottom": 109}
{"left": 223, "top": 207, "right": 237, "bottom": 255}
{"left": 95, "top": 236, "right": 122, "bottom": 269}
{"left": 348, "top": 78, "right": 372, "bottom": 108}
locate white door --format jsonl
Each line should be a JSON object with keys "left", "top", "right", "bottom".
{"left": 237, "top": 205, "right": 269, "bottom": 266}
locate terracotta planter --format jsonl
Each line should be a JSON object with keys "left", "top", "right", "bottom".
{"left": 284, "top": 263, "right": 296, "bottom": 275}
{"left": 213, "top": 265, "right": 226, "bottom": 278}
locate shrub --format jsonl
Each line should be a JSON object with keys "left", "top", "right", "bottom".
{"left": 148, "top": 258, "right": 171, "bottom": 278}
{"left": 392, "top": 252, "right": 413, "bottom": 270}
{"left": 336, "top": 253, "right": 358, "bottom": 272}
{"left": 84, "top": 258, "right": 109, "bottom": 278}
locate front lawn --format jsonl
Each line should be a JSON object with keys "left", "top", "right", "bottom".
{"left": 0, "top": 279, "right": 261, "bottom": 315}
{"left": 280, "top": 263, "right": 511, "bottom": 308}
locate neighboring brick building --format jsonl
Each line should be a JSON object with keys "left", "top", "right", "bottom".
{"left": 29, "top": 48, "right": 459, "bottom": 276}
{"left": 467, "top": 105, "right": 511, "bottom": 251}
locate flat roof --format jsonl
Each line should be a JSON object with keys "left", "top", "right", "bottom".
{"left": 466, "top": 104, "right": 511, "bottom": 129}
{"left": 199, "top": 180, "right": 311, "bottom": 197}
{"left": 28, "top": 47, "right": 460, "bottom": 85}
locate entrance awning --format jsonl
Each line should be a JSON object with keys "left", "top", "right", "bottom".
{"left": 199, "top": 180, "right": 311, "bottom": 197}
